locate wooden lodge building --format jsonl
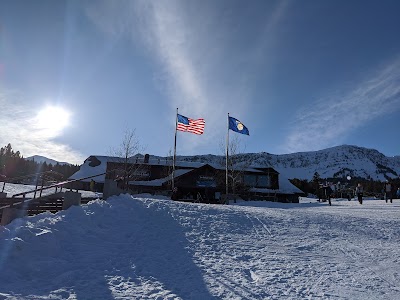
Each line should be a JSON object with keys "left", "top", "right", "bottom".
{"left": 70, "top": 155, "right": 305, "bottom": 203}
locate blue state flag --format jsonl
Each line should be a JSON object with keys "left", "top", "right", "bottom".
{"left": 228, "top": 116, "right": 249, "bottom": 135}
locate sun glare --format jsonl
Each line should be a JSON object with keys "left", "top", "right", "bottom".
{"left": 35, "top": 105, "right": 71, "bottom": 136}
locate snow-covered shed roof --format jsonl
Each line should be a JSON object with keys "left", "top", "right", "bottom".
{"left": 68, "top": 156, "right": 113, "bottom": 183}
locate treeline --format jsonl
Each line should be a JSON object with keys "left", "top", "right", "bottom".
{"left": 0, "top": 143, "right": 79, "bottom": 182}
{"left": 290, "top": 171, "right": 400, "bottom": 196}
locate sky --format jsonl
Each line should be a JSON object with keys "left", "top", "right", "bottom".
{"left": 1, "top": 193, "right": 400, "bottom": 299}
{"left": 1, "top": 0, "right": 400, "bottom": 165}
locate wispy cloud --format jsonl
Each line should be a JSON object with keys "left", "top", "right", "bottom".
{"left": 138, "top": 1, "right": 209, "bottom": 113}
{"left": 85, "top": 0, "right": 289, "bottom": 153}
{"left": 0, "top": 90, "right": 85, "bottom": 164}
{"left": 283, "top": 57, "right": 400, "bottom": 153}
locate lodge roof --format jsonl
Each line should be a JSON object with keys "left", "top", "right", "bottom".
{"left": 69, "top": 155, "right": 303, "bottom": 195}
{"left": 69, "top": 155, "right": 276, "bottom": 183}
{"left": 128, "top": 169, "right": 192, "bottom": 187}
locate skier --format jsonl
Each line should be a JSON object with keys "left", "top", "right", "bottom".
{"left": 396, "top": 187, "right": 400, "bottom": 200}
{"left": 355, "top": 183, "right": 363, "bottom": 204}
{"left": 384, "top": 180, "right": 392, "bottom": 203}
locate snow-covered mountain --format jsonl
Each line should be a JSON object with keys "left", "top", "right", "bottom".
{"left": 175, "top": 145, "right": 400, "bottom": 181}
{"left": 25, "top": 155, "right": 71, "bottom": 166}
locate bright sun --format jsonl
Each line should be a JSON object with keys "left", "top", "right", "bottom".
{"left": 35, "top": 105, "right": 71, "bottom": 136}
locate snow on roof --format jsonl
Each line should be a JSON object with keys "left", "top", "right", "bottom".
{"left": 69, "top": 155, "right": 280, "bottom": 185}
{"left": 68, "top": 155, "right": 204, "bottom": 183}
{"left": 249, "top": 174, "right": 304, "bottom": 195}
{"left": 208, "top": 163, "right": 264, "bottom": 173}
{"left": 128, "top": 169, "right": 193, "bottom": 187}
{"left": 278, "top": 174, "right": 305, "bottom": 194}
{"left": 68, "top": 156, "right": 109, "bottom": 182}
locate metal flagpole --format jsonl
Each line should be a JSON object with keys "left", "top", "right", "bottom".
{"left": 226, "top": 113, "right": 229, "bottom": 204}
{"left": 172, "top": 108, "right": 178, "bottom": 190}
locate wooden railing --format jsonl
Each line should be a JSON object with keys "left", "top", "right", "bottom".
{"left": 10, "top": 173, "right": 106, "bottom": 199}
{"left": 0, "top": 173, "right": 106, "bottom": 224}
{"left": 1, "top": 170, "right": 64, "bottom": 193}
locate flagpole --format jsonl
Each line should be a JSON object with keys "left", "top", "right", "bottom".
{"left": 172, "top": 108, "right": 178, "bottom": 191}
{"left": 226, "top": 113, "right": 229, "bottom": 204}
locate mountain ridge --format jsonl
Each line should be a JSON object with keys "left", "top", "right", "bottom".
{"left": 35, "top": 145, "right": 400, "bottom": 181}
{"left": 175, "top": 145, "right": 400, "bottom": 181}
{"left": 25, "top": 155, "right": 71, "bottom": 166}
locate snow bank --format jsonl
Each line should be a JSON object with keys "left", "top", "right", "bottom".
{"left": 1, "top": 195, "right": 400, "bottom": 299}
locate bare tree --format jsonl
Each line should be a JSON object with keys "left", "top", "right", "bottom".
{"left": 109, "top": 128, "right": 144, "bottom": 191}
{"left": 219, "top": 135, "right": 251, "bottom": 198}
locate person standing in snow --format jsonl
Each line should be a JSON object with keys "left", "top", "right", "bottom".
{"left": 355, "top": 183, "right": 363, "bottom": 204}
{"left": 325, "top": 184, "right": 332, "bottom": 206}
{"left": 384, "top": 180, "right": 392, "bottom": 203}
{"left": 396, "top": 187, "right": 400, "bottom": 200}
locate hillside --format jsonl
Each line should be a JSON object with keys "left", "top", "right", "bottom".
{"left": 176, "top": 145, "right": 400, "bottom": 181}
{"left": 25, "top": 155, "right": 71, "bottom": 166}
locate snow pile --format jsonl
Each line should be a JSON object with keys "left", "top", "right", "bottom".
{"left": 1, "top": 194, "right": 400, "bottom": 299}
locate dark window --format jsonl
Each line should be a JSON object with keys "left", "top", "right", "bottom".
{"left": 257, "top": 175, "right": 270, "bottom": 188}
{"left": 244, "top": 175, "right": 257, "bottom": 187}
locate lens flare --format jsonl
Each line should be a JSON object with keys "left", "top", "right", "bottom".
{"left": 35, "top": 106, "right": 71, "bottom": 137}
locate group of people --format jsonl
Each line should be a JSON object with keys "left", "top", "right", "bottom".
{"left": 355, "top": 181, "right": 400, "bottom": 204}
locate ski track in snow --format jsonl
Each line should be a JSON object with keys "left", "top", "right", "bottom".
{"left": 0, "top": 195, "right": 399, "bottom": 299}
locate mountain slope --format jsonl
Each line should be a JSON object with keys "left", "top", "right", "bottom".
{"left": 176, "top": 145, "right": 400, "bottom": 181}
{"left": 25, "top": 155, "right": 71, "bottom": 166}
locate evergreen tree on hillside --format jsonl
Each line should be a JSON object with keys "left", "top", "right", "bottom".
{"left": 0, "top": 143, "right": 79, "bottom": 181}
{"left": 311, "top": 171, "right": 322, "bottom": 196}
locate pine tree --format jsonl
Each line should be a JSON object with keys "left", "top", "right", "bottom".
{"left": 0, "top": 143, "right": 79, "bottom": 181}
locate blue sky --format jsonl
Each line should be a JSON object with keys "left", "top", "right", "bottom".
{"left": 1, "top": 0, "right": 399, "bottom": 164}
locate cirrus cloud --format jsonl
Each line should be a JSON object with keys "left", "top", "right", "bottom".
{"left": 284, "top": 57, "right": 400, "bottom": 153}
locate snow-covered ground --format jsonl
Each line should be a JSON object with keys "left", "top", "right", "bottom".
{"left": 1, "top": 182, "right": 99, "bottom": 199}
{"left": 1, "top": 194, "right": 400, "bottom": 299}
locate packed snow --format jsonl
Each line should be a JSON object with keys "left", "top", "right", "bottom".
{"left": 1, "top": 194, "right": 400, "bottom": 299}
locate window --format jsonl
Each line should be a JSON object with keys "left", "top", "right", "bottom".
{"left": 244, "top": 174, "right": 271, "bottom": 188}
{"left": 257, "top": 175, "right": 270, "bottom": 188}
{"left": 244, "top": 175, "right": 257, "bottom": 187}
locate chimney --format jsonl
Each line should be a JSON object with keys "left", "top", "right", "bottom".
{"left": 144, "top": 154, "right": 150, "bottom": 164}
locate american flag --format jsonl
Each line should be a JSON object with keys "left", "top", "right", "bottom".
{"left": 177, "top": 114, "right": 205, "bottom": 135}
